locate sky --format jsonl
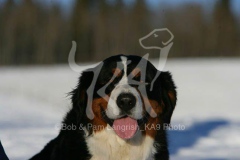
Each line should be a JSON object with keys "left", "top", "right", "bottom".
{"left": 147, "top": 0, "right": 240, "bottom": 15}
{"left": 0, "top": 0, "right": 239, "bottom": 16}
{"left": 54, "top": 0, "right": 240, "bottom": 16}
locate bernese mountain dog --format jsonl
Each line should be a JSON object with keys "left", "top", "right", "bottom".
{"left": 30, "top": 55, "right": 177, "bottom": 160}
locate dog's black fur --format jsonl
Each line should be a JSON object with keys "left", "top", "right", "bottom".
{"left": 30, "top": 55, "right": 177, "bottom": 160}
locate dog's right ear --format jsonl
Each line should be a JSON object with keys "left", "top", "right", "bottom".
{"left": 70, "top": 70, "right": 94, "bottom": 119}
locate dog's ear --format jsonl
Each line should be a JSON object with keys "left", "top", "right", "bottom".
{"left": 159, "top": 71, "right": 177, "bottom": 124}
{"left": 70, "top": 70, "right": 94, "bottom": 120}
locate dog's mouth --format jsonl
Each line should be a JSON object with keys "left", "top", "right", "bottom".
{"left": 102, "top": 110, "right": 149, "bottom": 139}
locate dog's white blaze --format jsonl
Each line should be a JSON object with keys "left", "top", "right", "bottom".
{"left": 106, "top": 56, "right": 127, "bottom": 117}
{"left": 106, "top": 56, "right": 143, "bottom": 119}
{"left": 120, "top": 56, "right": 128, "bottom": 84}
{"left": 86, "top": 125, "right": 156, "bottom": 160}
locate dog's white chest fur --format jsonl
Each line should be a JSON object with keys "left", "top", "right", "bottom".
{"left": 86, "top": 125, "right": 156, "bottom": 160}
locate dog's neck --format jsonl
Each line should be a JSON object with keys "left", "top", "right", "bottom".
{"left": 85, "top": 125, "right": 156, "bottom": 160}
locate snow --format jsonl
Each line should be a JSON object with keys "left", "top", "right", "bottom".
{"left": 0, "top": 58, "right": 240, "bottom": 160}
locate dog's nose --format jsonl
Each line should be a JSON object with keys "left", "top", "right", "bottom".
{"left": 117, "top": 93, "right": 136, "bottom": 112}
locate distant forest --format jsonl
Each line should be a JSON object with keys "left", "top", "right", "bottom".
{"left": 0, "top": 0, "right": 239, "bottom": 65}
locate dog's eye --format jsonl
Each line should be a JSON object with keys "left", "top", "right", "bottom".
{"left": 133, "top": 75, "right": 140, "bottom": 81}
{"left": 128, "top": 75, "right": 150, "bottom": 86}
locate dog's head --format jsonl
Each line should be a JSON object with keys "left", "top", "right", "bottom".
{"left": 71, "top": 55, "right": 176, "bottom": 139}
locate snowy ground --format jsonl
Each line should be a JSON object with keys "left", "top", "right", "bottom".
{"left": 0, "top": 58, "right": 240, "bottom": 160}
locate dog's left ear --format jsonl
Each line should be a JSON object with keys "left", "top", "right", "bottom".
{"left": 159, "top": 71, "right": 177, "bottom": 124}
{"left": 70, "top": 70, "right": 94, "bottom": 120}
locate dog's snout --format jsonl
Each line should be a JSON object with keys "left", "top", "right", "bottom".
{"left": 117, "top": 93, "right": 136, "bottom": 112}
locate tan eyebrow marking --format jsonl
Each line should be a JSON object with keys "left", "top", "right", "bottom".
{"left": 131, "top": 68, "right": 141, "bottom": 78}
{"left": 112, "top": 68, "right": 122, "bottom": 77}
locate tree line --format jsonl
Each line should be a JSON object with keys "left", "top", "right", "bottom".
{"left": 0, "top": 0, "right": 239, "bottom": 65}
